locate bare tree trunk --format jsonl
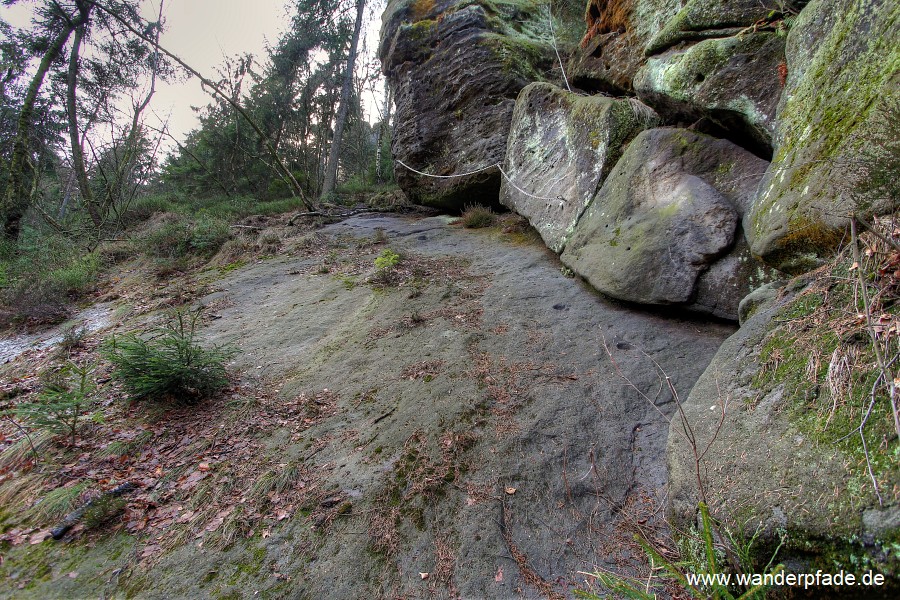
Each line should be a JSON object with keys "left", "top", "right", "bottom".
{"left": 320, "top": 0, "right": 366, "bottom": 199}
{"left": 106, "top": 0, "right": 165, "bottom": 216}
{"left": 66, "top": 3, "right": 101, "bottom": 228}
{"left": 2, "top": 15, "right": 83, "bottom": 241}
{"left": 376, "top": 85, "right": 392, "bottom": 182}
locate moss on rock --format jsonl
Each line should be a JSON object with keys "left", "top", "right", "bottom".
{"left": 747, "top": 0, "right": 900, "bottom": 273}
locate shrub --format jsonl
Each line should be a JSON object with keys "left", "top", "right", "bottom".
{"left": 0, "top": 234, "right": 102, "bottom": 325}
{"left": 189, "top": 216, "right": 231, "bottom": 257}
{"left": 12, "top": 361, "right": 100, "bottom": 447}
{"left": 460, "top": 204, "right": 495, "bottom": 229}
{"left": 374, "top": 248, "right": 400, "bottom": 271}
{"left": 141, "top": 216, "right": 192, "bottom": 259}
{"left": 122, "top": 194, "right": 177, "bottom": 223}
{"left": 103, "top": 308, "right": 235, "bottom": 405}
{"left": 140, "top": 215, "right": 231, "bottom": 260}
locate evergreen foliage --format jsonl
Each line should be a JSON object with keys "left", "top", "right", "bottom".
{"left": 11, "top": 361, "right": 100, "bottom": 447}
{"left": 104, "top": 309, "right": 235, "bottom": 405}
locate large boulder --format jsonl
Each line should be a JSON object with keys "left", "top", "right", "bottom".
{"left": 379, "top": 0, "right": 556, "bottom": 210}
{"left": 644, "top": 0, "right": 796, "bottom": 56}
{"left": 560, "top": 128, "right": 773, "bottom": 319}
{"left": 634, "top": 32, "right": 785, "bottom": 155}
{"left": 747, "top": 0, "right": 900, "bottom": 273}
{"left": 668, "top": 276, "right": 900, "bottom": 582}
{"left": 569, "top": 0, "right": 680, "bottom": 94}
{"left": 499, "top": 82, "right": 659, "bottom": 252}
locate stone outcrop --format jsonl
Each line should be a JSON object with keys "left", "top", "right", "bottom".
{"left": 560, "top": 128, "right": 773, "bottom": 319}
{"left": 668, "top": 278, "right": 900, "bottom": 581}
{"left": 379, "top": 0, "right": 557, "bottom": 210}
{"left": 644, "top": 0, "right": 789, "bottom": 56}
{"left": 499, "top": 82, "right": 658, "bottom": 252}
{"left": 570, "top": 0, "right": 680, "bottom": 94}
{"left": 634, "top": 32, "right": 785, "bottom": 154}
{"left": 747, "top": 0, "right": 900, "bottom": 273}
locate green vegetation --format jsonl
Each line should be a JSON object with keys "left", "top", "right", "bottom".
{"left": 11, "top": 361, "right": 100, "bottom": 447}
{"left": 459, "top": 204, "right": 496, "bottom": 229}
{"left": 372, "top": 248, "right": 402, "bottom": 285}
{"left": 103, "top": 308, "right": 235, "bottom": 405}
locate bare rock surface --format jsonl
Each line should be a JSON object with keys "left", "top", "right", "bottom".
{"left": 64, "top": 214, "right": 729, "bottom": 599}
{"left": 561, "top": 128, "right": 773, "bottom": 319}
{"left": 379, "top": 0, "right": 555, "bottom": 210}
{"left": 500, "top": 82, "right": 658, "bottom": 252}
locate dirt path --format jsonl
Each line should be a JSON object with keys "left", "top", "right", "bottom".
{"left": 2, "top": 213, "right": 733, "bottom": 599}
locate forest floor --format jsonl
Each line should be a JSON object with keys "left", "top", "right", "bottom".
{"left": 0, "top": 209, "right": 734, "bottom": 598}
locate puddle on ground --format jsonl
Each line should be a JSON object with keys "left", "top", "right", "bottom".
{"left": 0, "top": 303, "right": 116, "bottom": 364}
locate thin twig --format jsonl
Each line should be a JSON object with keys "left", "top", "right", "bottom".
{"left": 851, "top": 216, "right": 900, "bottom": 440}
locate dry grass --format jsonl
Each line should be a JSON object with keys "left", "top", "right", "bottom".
{"left": 400, "top": 359, "right": 445, "bottom": 381}
{"left": 431, "top": 533, "right": 459, "bottom": 597}
{"left": 457, "top": 204, "right": 495, "bottom": 229}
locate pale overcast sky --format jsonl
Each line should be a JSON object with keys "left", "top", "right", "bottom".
{"left": 1, "top": 0, "right": 290, "bottom": 143}
{"left": 1, "top": 0, "right": 385, "bottom": 152}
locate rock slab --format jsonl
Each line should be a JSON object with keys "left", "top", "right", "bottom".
{"left": 500, "top": 82, "right": 658, "bottom": 253}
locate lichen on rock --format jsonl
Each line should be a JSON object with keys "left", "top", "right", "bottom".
{"left": 634, "top": 32, "right": 785, "bottom": 154}
{"left": 499, "top": 82, "right": 658, "bottom": 253}
{"left": 644, "top": 0, "right": 786, "bottom": 56}
{"left": 747, "top": 0, "right": 900, "bottom": 273}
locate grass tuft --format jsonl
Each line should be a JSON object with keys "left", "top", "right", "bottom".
{"left": 459, "top": 204, "right": 495, "bottom": 229}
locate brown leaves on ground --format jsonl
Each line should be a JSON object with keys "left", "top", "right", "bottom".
{"left": 400, "top": 359, "right": 444, "bottom": 381}
{"left": 0, "top": 381, "right": 343, "bottom": 564}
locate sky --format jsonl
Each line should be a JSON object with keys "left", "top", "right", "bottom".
{"left": 0, "top": 0, "right": 385, "bottom": 150}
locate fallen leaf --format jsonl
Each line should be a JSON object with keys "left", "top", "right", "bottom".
{"left": 29, "top": 530, "right": 50, "bottom": 545}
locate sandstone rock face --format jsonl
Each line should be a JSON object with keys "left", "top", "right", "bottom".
{"left": 499, "top": 82, "right": 658, "bottom": 252}
{"left": 570, "top": 0, "right": 680, "bottom": 94}
{"left": 634, "top": 32, "right": 785, "bottom": 154}
{"left": 644, "top": 0, "right": 785, "bottom": 56}
{"left": 560, "top": 128, "right": 772, "bottom": 319}
{"left": 668, "top": 282, "right": 899, "bottom": 580}
{"left": 747, "top": 0, "right": 900, "bottom": 273}
{"left": 379, "top": 0, "right": 556, "bottom": 210}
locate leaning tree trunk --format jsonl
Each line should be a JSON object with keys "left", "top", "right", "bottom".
{"left": 320, "top": 0, "right": 366, "bottom": 200}
{"left": 2, "top": 18, "right": 82, "bottom": 241}
{"left": 66, "top": 7, "right": 102, "bottom": 229}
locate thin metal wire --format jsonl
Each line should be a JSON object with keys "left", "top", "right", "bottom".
{"left": 395, "top": 159, "right": 497, "bottom": 179}
{"left": 396, "top": 159, "right": 565, "bottom": 203}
